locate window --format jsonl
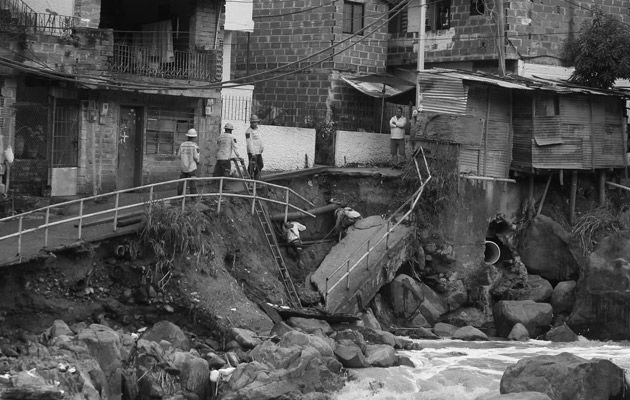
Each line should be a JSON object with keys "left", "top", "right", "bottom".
{"left": 426, "top": 0, "right": 451, "bottom": 32}
{"left": 471, "top": 0, "right": 485, "bottom": 15}
{"left": 145, "top": 108, "right": 194, "bottom": 155}
{"left": 535, "top": 96, "right": 559, "bottom": 117}
{"left": 343, "top": 1, "right": 364, "bottom": 34}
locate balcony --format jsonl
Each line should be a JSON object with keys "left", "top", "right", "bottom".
{"left": 108, "top": 43, "right": 221, "bottom": 82}
{"left": 0, "top": 0, "right": 78, "bottom": 36}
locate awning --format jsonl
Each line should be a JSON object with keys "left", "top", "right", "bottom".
{"left": 341, "top": 73, "right": 415, "bottom": 98}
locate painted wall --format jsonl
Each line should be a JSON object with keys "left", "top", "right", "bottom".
{"left": 335, "top": 130, "right": 413, "bottom": 166}
{"left": 222, "top": 121, "right": 315, "bottom": 172}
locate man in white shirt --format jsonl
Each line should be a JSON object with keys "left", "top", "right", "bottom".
{"left": 283, "top": 221, "right": 306, "bottom": 261}
{"left": 177, "top": 128, "right": 200, "bottom": 196}
{"left": 334, "top": 207, "right": 362, "bottom": 240}
{"left": 246, "top": 114, "right": 264, "bottom": 180}
{"left": 389, "top": 106, "right": 407, "bottom": 167}
{"left": 213, "top": 122, "right": 241, "bottom": 177}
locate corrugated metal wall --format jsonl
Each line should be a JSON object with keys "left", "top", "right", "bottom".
{"left": 419, "top": 74, "right": 468, "bottom": 115}
{"left": 466, "top": 84, "right": 511, "bottom": 178}
{"left": 512, "top": 93, "right": 532, "bottom": 168}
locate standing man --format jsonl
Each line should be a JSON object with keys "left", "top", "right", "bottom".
{"left": 389, "top": 106, "right": 407, "bottom": 167}
{"left": 177, "top": 128, "right": 200, "bottom": 196}
{"left": 246, "top": 114, "right": 264, "bottom": 180}
{"left": 214, "top": 122, "right": 241, "bottom": 177}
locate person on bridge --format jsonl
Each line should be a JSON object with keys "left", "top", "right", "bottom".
{"left": 246, "top": 114, "right": 264, "bottom": 180}
{"left": 334, "top": 207, "right": 362, "bottom": 241}
{"left": 177, "top": 128, "right": 200, "bottom": 196}
{"left": 213, "top": 122, "right": 242, "bottom": 177}
{"left": 283, "top": 221, "right": 306, "bottom": 262}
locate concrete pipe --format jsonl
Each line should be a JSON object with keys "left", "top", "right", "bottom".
{"left": 484, "top": 241, "right": 501, "bottom": 264}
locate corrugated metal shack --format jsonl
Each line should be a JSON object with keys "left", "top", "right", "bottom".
{"left": 412, "top": 69, "right": 628, "bottom": 178}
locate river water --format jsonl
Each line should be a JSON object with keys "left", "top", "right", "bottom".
{"left": 335, "top": 338, "right": 630, "bottom": 400}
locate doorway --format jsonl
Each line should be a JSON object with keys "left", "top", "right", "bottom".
{"left": 117, "top": 106, "right": 143, "bottom": 189}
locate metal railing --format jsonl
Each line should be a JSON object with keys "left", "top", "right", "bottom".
{"left": 324, "top": 147, "right": 432, "bottom": 304}
{"left": 0, "top": 0, "right": 78, "bottom": 36}
{"left": 109, "top": 43, "right": 220, "bottom": 81}
{"left": 0, "top": 176, "right": 315, "bottom": 264}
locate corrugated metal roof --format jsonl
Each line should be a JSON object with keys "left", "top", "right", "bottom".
{"left": 419, "top": 68, "right": 627, "bottom": 97}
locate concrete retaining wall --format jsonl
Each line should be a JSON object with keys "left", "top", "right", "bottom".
{"left": 223, "top": 120, "right": 315, "bottom": 171}
{"left": 335, "top": 131, "right": 413, "bottom": 166}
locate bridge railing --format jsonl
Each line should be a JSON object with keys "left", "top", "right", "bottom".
{"left": 0, "top": 176, "right": 315, "bottom": 263}
{"left": 324, "top": 147, "right": 431, "bottom": 303}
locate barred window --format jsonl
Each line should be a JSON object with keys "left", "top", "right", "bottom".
{"left": 145, "top": 108, "right": 194, "bottom": 155}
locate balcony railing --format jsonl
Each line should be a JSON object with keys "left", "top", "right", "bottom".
{"left": 0, "top": 0, "right": 78, "bottom": 36}
{"left": 109, "top": 43, "right": 220, "bottom": 81}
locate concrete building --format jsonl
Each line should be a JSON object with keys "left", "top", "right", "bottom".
{"left": 0, "top": 0, "right": 236, "bottom": 197}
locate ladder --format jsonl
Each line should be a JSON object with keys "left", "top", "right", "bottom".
{"left": 230, "top": 158, "right": 301, "bottom": 308}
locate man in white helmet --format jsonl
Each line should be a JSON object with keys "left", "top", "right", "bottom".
{"left": 214, "top": 122, "right": 241, "bottom": 177}
{"left": 334, "top": 206, "right": 362, "bottom": 240}
{"left": 246, "top": 114, "right": 264, "bottom": 180}
{"left": 177, "top": 128, "right": 200, "bottom": 196}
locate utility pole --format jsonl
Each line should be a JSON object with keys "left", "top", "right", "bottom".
{"left": 496, "top": 0, "right": 506, "bottom": 76}
{"left": 416, "top": 0, "right": 426, "bottom": 107}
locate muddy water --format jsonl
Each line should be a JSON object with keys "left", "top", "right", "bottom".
{"left": 335, "top": 338, "right": 630, "bottom": 399}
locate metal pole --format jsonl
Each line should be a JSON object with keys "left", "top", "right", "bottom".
{"left": 346, "top": 260, "right": 350, "bottom": 289}
{"left": 149, "top": 186, "right": 154, "bottom": 214}
{"left": 284, "top": 189, "right": 289, "bottom": 223}
{"left": 17, "top": 216, "right": 22, "bottom": 257}
{"left": 417, "top": 0, "right": 426, "bottom": 107}
{"left": 251, "top": 181, "right": 257, "bottom": 215}
{"left": 366, "top": 240, "right": 370, "bottom": 270}
{"left": 182, "top": 180, "right": 187, "bottom": 212}
{"left": 78, "top": 199, "right": 84, "bottom": 240}
{"left": 44, "top": 208, "right": 50, "bottom": 247}
{"left": 113, "top": 192, "right": 120, "bottom": 231}
{"left": 386, "top": 220, "right": 390, "bottom": 249}
{"left": 218, "top": 178, "right": 223, "bottom": 214}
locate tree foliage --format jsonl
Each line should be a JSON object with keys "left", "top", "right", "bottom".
{"left": 565, "top": 8, "right": 630, "bottom": 89}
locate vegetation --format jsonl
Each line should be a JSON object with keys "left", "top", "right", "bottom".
{"left": 141, "top": 201, "right": 215, "bottom": 290}
{"left": 565, "top": 8, "right": 630, "bottom": 89}
{"left": 571, "top": 206, "right": 624, "bottom": 255}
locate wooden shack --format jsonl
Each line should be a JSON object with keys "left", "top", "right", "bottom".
{"left": 413, "top": 69, "right": 628, "bottom": 177}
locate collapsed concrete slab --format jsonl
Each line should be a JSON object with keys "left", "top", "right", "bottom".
{"left": 310, "top": 215, "right": 417, "bottom": 314}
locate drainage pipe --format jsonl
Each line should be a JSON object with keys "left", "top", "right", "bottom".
{"left": 484, "top": 240, "right": 501, "bottom": 264}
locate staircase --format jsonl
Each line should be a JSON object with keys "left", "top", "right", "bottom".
{"left": 231, "top": 158, "right": 302, "bottom": 308}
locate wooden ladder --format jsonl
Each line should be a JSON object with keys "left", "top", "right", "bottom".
{"left": 231, "top": 158, "right": 301, "bottom": 308}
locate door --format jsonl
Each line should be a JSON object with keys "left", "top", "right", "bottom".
{"left": 117, "top": 106, "right": 142, "bottom": 189}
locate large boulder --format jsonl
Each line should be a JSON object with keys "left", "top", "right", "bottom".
{"left": 568, "top": 233, "right": 630, "bottom": 339}
{"left": 507, "top": 323, "right": 529, "bottom": 341}
{"left": 517, "top": 215, "right": 579, "bottom": 282}
{"left": 334, "top": 341, "right": 369, "bottom": 368}
{"left": 493, "top": 301, "right": 552, "bottom": 338}
{"left": 500, "top": 352, "right": 629, "bottom": 400}
{"left": 452, "top": 326, "right": 488, "bottom": 341}
{"left": 545, "top": 325, "right": 578, "bottom": 342}
{"left": 287, "top": 317, "right": 332, "bottom": 335}
{"left": 434, "top": 322, "right": 458, "bottom": 337}
{"left": 551, "top": 281, "right": 576, "bottom": 315}
{"left": 364, "top": 344, "right": 396, "bottom": 367}
{"left": 78, "top": 324, "right": 123, "bottom": 400}
{"left": 418, "top": 282, "right": 449, "bottom": 324}
{"left": 232, "top": 327, "right": 261, "bottom": 349}
{"left": 505, "top": 275, "right": 553, "bottom": 303}
{"left": 170, "top": 351, "right": 211, "bottom": 399}
{"left": 440, "top": 307, "right": 489, "bottom": 328}
{"left": 475, "top": 393, "right": 551, "bottom": 400}
{"left": 143, "top": 320, "right": 190, "bottom": 351}
{"left": 389, "top": 274, "right": 424, "bottom": 319}
{"left": 226, "top": 331, "right": 344, "bottom": 400}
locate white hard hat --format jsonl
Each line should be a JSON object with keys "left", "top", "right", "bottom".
{"left": 186, "top": 128, "right": 198, "bottom": 137}
{"left": 224, "top": 122, "right": 234, "bottom": 130}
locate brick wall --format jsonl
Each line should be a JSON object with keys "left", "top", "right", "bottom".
{"left": 233, "top": 0, "right": 389, "bottom": 117}
{"left": 388, "top": 0, "right": 630, "bottom": 69}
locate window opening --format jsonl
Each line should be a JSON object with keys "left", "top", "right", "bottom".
{"left": 343, "top": 1, "right": 364, "bottom": 34}
{"left": 145, "top": 108, "right": 194, "bottom": 155}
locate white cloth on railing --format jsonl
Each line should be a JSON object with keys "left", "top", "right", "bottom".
{"left": 141, "top": 20, "right": 174, "bottom": 63}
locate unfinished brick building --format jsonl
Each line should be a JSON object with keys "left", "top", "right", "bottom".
{"left": 0, "top": 0, "right": 228, "bottom": 197}
{"left": 231, "top": 0, "right": 393, "bottom": 131}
